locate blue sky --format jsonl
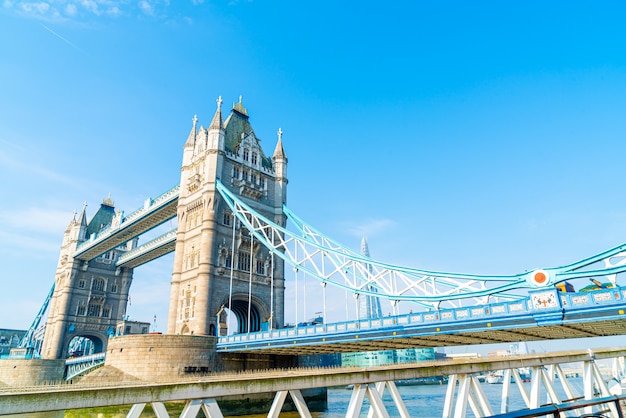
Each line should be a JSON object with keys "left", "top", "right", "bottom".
{"left": 2, "top": 1, "right": 626, "bottom": 353}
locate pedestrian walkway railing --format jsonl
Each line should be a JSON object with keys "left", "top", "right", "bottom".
{"left": 487, "top": 394, "right": 626, "bottom": 418}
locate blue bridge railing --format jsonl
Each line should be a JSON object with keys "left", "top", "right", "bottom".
{"left": 218, "top": 287, "right": 626, "bottom": 349}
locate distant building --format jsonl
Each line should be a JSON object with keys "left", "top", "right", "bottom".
{"left": 357, "top": 237, "right": 383, "bottom": 320}
{"left": 446, "top": 352, "right": 482, "bottom": 359}
{"left": 340, "top": 237, "right": 437, "bottom": 368}
{"left": 0, "top": 329, "right": 26, "bottom": 358}
{"left": 115, "top": 320, "right": 151, "bottom": 336}
{"left": 342, "top": 348, "right": 435, "bottom": 367}
{"left": 487, "top": 349, "right": 509, "bottom": 357}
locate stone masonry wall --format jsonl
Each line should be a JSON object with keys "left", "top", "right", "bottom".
{"left": 0, "top": 359, "right": 65, "bottom": 386}
{"left": 105, "top": 334, "right": 217, "bottom": 380}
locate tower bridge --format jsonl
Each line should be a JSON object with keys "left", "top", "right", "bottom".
{"left": 19, "top": 95, "right": 626, "bottom": 361}
{"left": 4, "top": 96, "right": 626, "bottom": 417}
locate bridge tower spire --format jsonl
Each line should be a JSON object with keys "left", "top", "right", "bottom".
{"left": 168, "top": 96, "right": 287, "bottom": 336}
{"left": 41, "top": 199, "right": 135, "bottom": 359}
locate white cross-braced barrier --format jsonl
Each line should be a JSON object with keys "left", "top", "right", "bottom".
{"left": 5, "top": 350, "right": 626, "bottom": 418}
{"left": 216, "top": 180, "right": 626, "bottom": 312}
{"left": 445, "top": 357, "right": 624, "bottom": 418}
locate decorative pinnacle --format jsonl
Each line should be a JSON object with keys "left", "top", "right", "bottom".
{"left": 277, "top": 128, "right": 283, "bottom": 141}
{"left": 233, "top": 95, "right": 248, "bottom": 115}
{"left": 216, "top": 96, "right": 222, "bottom": 110}
{"left": 102, "top": 193, "right": 114, "bottom": 207}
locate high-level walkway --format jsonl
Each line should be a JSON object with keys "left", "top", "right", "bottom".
{"left": 73, "top": 185, "right": 179, "bottom": 263}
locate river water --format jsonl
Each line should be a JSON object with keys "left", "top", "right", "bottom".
{"left": 240, "top": 377, "right": 588, "bottom": 418}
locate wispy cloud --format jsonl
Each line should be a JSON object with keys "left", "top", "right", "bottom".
{"left": 0, "top": 147, "right": 84, "bottom": 189}
{"left": 341, "top": 217, "right": 398, "bottom": 239}
{"left": 0, "top": 207, "right": 72, "bottom": 235}
{"left": 3, "top": 0, "right": 172, "bottom": 21}
{"left": 0, "top": 229, "right": 62, "bottom": 256}
{"left": 40, "top": 23, "right": 86, "bottom": 54}
{"left": 138, "top": 0, "right": 154, "bottom": 16}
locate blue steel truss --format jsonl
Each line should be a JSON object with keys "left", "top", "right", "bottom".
{"left": 215, "top": 179, "right": 626, "bottom": 310}
{"left": 18, "top": 283, "right": 54, "bottom": 351}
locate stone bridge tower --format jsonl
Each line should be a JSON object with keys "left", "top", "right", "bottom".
{"left": 41, "top": 199, "right": 135, "bottom": 359}
{"left": 167, "top": 96, "right": 287, "bottom": 336}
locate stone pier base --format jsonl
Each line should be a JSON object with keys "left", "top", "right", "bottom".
{"left": 0, "top": 358, "right": 65, "bottom": 386}
{"left": 102, "top": 333, "right": 217, "bottom": 380}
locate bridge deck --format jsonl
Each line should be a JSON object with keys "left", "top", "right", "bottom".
{"left": 219, "top": 317, "right": 626, "bottom": 355}
{"left": 218, "top": 288, "right": 626, "bottom": 354}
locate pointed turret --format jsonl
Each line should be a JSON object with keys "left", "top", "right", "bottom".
{"left": 183, "top": 115, "right": 198, "bottom": 166}
{"left": 272, "top": 127, "right": 287, "bottom": 161}
{"left": 185, "top": 115, "right": 198, "bottom": 149}
{"left": 61, "top": 202, "right": 87, "bottom": 250}
{"left": 64, "top": 210, "right": 77, "bottom": 233}
{"left": 75, "top": 201, "right": 88, "bottom": 242}
{"left": 208, "top": 96, "right": 225, "bottom": 151}
{"left": 77, "top": 202, "right": 88, "bottom": 227}
{"left": 272, "top": 128, "right": 288, "bottom": 206}
{"left": 209, "top": 96, "right": 223, "bottom": 131}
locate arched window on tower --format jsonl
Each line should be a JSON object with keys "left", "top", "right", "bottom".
{"left": 87, "top": 303, "right": 101, "bottom": 317}
{"left": 251, "top": 152, "right": 257, "bottom": 165}
{"left": 243, "top": 148, "right": 249, "bottom": 161}
{"left": 237, "top": 251, "right": 251, "bottom": 271}
{"left": 92, "top": 278, "right": 105, "bottom": 291}
{"left": 225, "top": 251, "right": 232, "bottom": 269}
{"left": 256, "top": 258, "right": 265, "bottom": 275}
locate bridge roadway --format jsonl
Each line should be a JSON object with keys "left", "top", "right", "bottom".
{"left": 217, "top": 287, "right": 626, "bottom": 354}
{"left": 1, "top": 347, "right": 625, "bottom": 416}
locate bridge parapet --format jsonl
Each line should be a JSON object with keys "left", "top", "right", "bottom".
{"left": 65, "top": 353, "right": 106, "bottom": 381}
